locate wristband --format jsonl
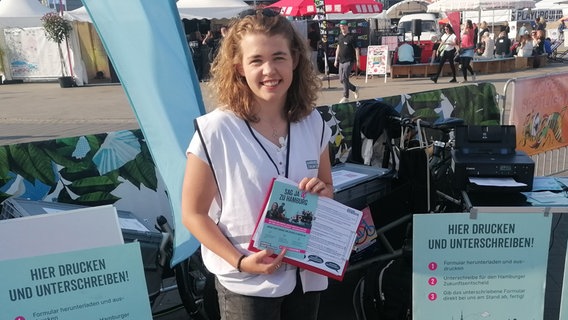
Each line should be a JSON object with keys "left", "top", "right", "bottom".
{"left": 236, "top": 254, "right": 246, "bottom": 272}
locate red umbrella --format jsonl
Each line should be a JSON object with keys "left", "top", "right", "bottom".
{"left": 269, "top": 0, "right": 383, "bottom": 17}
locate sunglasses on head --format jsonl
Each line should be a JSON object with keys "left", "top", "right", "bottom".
{"left": 238, "top": 8, "right": 280, "bottom": 19}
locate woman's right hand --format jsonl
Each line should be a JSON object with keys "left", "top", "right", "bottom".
{"left": 238, "top": 248, "right": 287, "bottom": 274}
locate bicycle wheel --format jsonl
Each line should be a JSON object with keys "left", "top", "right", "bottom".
{"left": 174, "top": 252, "right": 220, "bottom": 320}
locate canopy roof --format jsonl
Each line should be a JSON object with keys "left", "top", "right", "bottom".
{"left": 63, "top": 6, "right": 91, "bottom": 22}
{"left": 535, "top": 0, "right": 568, "bottom": 8}
{"left": 0, "top": 0, "right": 54, "bottom": 28}
{"left": 427, "top": 0, "right": 535, "bottom": 12}
{"left": 270, "top": 0, "right": 383, "bottom": 17}
{"left": 176, "top": 0, "right": 249, "bottom": 20}
{"left": 385, "top": 0, "right": 429, "bottom": 19}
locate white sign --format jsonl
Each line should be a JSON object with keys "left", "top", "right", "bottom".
{"left": 365, "top": 45, "right": 389, "bottom": 83}
{"left": 0, "top": 205, "right": 124, "bottom": 261}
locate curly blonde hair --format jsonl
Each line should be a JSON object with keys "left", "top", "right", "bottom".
{"left": 208, "top": 10, "right": 320, "bottom": 123}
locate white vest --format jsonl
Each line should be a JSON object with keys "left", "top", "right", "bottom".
{"left": 187, "top": 108, "right": 331, "bottom": 297}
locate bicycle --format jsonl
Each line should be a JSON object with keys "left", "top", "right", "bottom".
{"left": 426, "top": 117, "right": 466, "bottom": 213}
{"left": 152, "top": 215, "right": 218, "bottom": 320}
{"left": 387, "top": 116, "right": 466, "bottom": 213}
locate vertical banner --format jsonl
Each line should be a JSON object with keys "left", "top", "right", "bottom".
{"left": 413, "top": 212, "right": 551, "bottom": 319}
{"left": 507, "top": 72, "right": 568, "bottom": 156}
{"left": 82, "top": 0, "right": 205, "bottom": 265}
{"left": 446, "top": 12, "right": 461, "bottom": 43}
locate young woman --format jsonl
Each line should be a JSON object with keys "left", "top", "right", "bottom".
{"left": 430, "top": 24, "right": 457, "bottom": 84}
{"left": 181, "top": 8, "right": 333, "bottom": 320}
{"left": 459, "top": 20, "right": 476, "bottom": 83}
{"left": 517, "top": 34, "right": 534, "bottom": 57}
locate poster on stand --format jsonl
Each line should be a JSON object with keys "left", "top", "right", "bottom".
{"left": 413, "top": 212, "right": 551, "bottom": 319}
{"left": 365, "top": 45, "right": 389, "bottom": 83}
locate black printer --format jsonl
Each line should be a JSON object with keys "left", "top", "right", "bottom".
{"left": 451, "top": 125, "right": 534, "bottom": 192}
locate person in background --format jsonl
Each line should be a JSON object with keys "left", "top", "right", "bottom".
{"left": 207, "top": 25, "right": 228, "bottom": 63}
{"left": 307, "top": 22, "right": 321, "bottom": 74}
{"left": 188, "top": 31, "right": 204, "bottom": 81}
{"left": 536, "top": 16, "right": 547, "bottom": 31}
{"left": 396, "top": 40, "right": 415, "bottom": 64}
{"left": 559, "top": 17, "right": 567, "bottom": 36}
{"left": 181, "top": 8, "right": 333, "bottom": 320}
{"left": 533, "top": 29, "right": 545, "bottom": 55}
{"left": 478, "top": 21, "right": 489, "bottom": 40}
{"left": 429, "top": 35, "right": 440, "bottom": 64}
{"left": 202, "top": 29, "right": 214, "bottom": 48}
{"left": 430, "top": 24, "right": 457, "bottom": 84}
{"left": 500, "top": 21, "right": 510, "bottom": 38}
{"left": 494, "top": 31, "right": 512, "bottom": 58}
{"left": 473, "top": 22, "right": 479, "bottom": 47}
{"left": 201, "top": 30, "right": 215, "bottom": 81}
{"left": 518, "top": 23, "right": 527, "bottom": 38}
{"left": 478, "top": 33, "right": 495, "bottom": 59}
{"left": 459, "top": 20, "right": 476, "bottom": 83}
{"left": 517, "top": 34, "right": 534, "bottom": 57}
{"left": 544, "top": 37, "right": 553, "bottom": 56}
{"left": 335, "top": 20, "right": 360, "bottom": 103}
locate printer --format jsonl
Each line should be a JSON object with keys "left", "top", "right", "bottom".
{"left": 451, "top": 125, "right": 534, "bottom": 192}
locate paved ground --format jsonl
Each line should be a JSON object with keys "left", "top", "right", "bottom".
{"left": 1, "top": 62, "right": 567, "bottom": 320}
{"left": 2, "top": 62, "right": 568, "bottom": 146}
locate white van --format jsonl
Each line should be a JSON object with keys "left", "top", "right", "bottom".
{"left": 398, "top": 13, "right": 440, "bottom": 42}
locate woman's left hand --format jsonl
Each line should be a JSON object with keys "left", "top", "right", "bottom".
{"left": 298, "top": 177, "right": 333, "bottom": 198}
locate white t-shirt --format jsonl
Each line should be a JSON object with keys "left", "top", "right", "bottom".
{"left": 440, "top": 33, "right": 457, "bottom": 51}
{"left": 187, "top": 108, "right": 331, "bottom": 297}
{"left": 518, "top": 41, "right": 534, "bottom": 57}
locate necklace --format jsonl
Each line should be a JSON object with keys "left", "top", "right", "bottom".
{"left": 245, "top": 121, "right": 291, "bottom": 177}
{"left": 271, "top": 125, "right": 280, "bottom": 140}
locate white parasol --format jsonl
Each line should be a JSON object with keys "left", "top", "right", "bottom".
{"left": 427, "top": 0, "right": 535, "bottom": 38}
{"left": 427, "top": 0, "right": 536, "bottom": 12}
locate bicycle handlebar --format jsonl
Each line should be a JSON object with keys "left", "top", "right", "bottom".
{"left": 392, "top": 116, "right": 464, "bottom": 132}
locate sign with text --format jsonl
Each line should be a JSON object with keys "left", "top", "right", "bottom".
{"left": 365, "top": 45, "right": 389, "bottom": 83}
{"left": 512, "top": 9, "right": 564, "bottom": 22}
{"left": 0, "top": 242, "right": 152, "bottom": 320}
{"left": 413, "top": 212, "right": 551, "bottom": 319}
{"left": 365, "top": 45, "right": 389, "bottom": 76}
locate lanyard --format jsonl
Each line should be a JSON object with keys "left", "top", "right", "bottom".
{"left": 245, "top": 121, "right": 291, "bottom": 178}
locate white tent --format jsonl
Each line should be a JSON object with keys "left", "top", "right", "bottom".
{"left": 535, "top": 0, "right": 568, "bottom": 10}
{"left": 384, "top": 0, "right": 429, "bottom": 20}
{"left": 0, "top": 0, "right": 53, "bottom": 28}
{"left": 326, "top": 12, "right": 379, "bottom": 20}
{"left": 176, "top": 0, "right": 250, "bottom": 20}
{"left": 63, "top": 6, "right": 91, "bottom": 23}
{"left": 0, "top": 0, "right": 87, "bottom": 85}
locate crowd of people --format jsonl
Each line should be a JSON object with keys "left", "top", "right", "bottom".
{"left": 419, "top": 16, "right": 564, "bottom": 83}
{"left": 469, "top": 17, "right": 555, "bottom": 59}
{"left": 394, "top": 18, "right": 538, "bottom": 69}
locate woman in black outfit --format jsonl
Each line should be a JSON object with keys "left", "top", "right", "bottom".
{"left": 430, "top": 24, "right": 457, "bottom": 84}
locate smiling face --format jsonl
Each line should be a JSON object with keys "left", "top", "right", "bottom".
{"left": 237, "top": 33, "right": 295, "bottom": 110}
